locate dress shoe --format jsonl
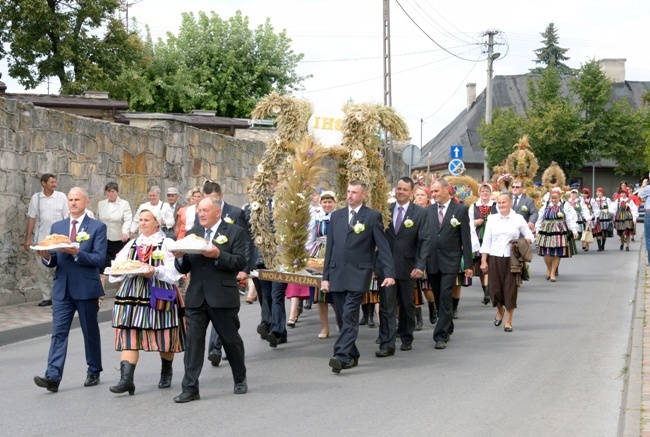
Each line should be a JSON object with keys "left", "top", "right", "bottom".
{"left": 173, "top": 391, "right": 200, "bottom": 403}
{"left": 208, "top": 353, "right": 221, "bottom": 367}
{"left": 287, "top": 318, "right": 297, "bottom": 328}
{"left": 38, "top": 299, "right": 52, "bottom": 307}
{"left": 400, "top": 343, "right": 412, "bottom": 351}
{"left": 494, "top": 316, "right": 503, "bottom": 327}
{"left": 84, "top": 374, "right": 100, "bottom": 387}
{"left": 375, "top": 336, "right": 381, "bottom": 345}
{"left": 620, "top": 244, "right": 624, "bottom": 250}
{"left": 304, "top": 300, "right": 312, "bottom": 310}
{"left": 504, "top": 326, "right": 513, "bottom": 333}
{"left": 375, "top": 348, "right": 395, "bottom": 358}
{"left": 328, "top": 357, "right": 352, "bottom": 374}
{"left": 256, "top": 324, "right": 269, "bottom": 340}
{"left": 350, "top": 357, "right": 359, "bottom": 367}
{"left": 234, "top": 379, "right": 248, "bottom": 394}
{"left": 34, "top": 375, "right": 59, "bottom": 392}
{"left": 452, "top": 309, "right": 459, "bottom": 319}
{"left": 317, "top": 330, "right": 330, "bottom": 339}
{"left": 434, "top": 341, "right": 447, "bottom": 350}
{"left": 267, "top": 333, "right": 287, "bottom": 348}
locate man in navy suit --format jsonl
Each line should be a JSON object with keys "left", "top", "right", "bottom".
{"left": 321, "top": 180, "right": 395, "bottom": 373}
{"left": 427, "top": 179, "right": 473, "bottom": 350}
{"left": 34, "top": 187, "right": 107, "bottom": 392}
{"left": 375, "top": 177, "right": 429, "bottom": 356}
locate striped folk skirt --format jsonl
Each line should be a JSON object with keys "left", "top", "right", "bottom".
{"left": 112, "top": 276, "right": 185, "bottom": 353}
{"left": 535, "top": 220, "right": 577, "bottom": 258}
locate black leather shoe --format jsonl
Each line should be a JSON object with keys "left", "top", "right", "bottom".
{"left": 435, "top": 341, "right": 447, "bottom": 350}
{"left": 84, "top": 374, "right": 100, "bottom": 387}
{"left": 256, "top": 324, "right": 269, "bottom": 340}
{"left": 38, "top": 299, "right": 52, "bottom": 307}
{"left": 34, "top": 375, "right": 59, "bottom": 392}
{"left": 375, "top": 348, "right": 395, "bottom": 358}
{"left": 234, "top": 379, "right": 248, "bottom": 394}
{"left": 350, "top": 357, "right": 359, "bottom": 367}
{"left": 267, "top": 334, "right": 287, "bottom": 348}
{"left": 494, "top": 316, "right": 503, "bottom": 327}
{"left": 504, "top": 326, "right": 513, "bottom": 333}
{"left": 173, "top": 391, "right": 200, "bottom": 403}
{"left": 400, "top": 343, "right": 412, "bottom": 351}
{"left": 329, "top": 357, "right": 352, "bottom": 373}
{"left": 208, "top": 353, "right": 221, "bottom": 367}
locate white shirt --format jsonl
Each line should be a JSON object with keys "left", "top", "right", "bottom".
{"left": 204, "top": 220, "right": 222, "bottom": 242}
{"left": 480, "top": 210, "right": 534, "bottom": 257}
{"left": 437, "top": 199, "right": 451, "bottom": 219}
{"left": 393, "top": 201, "right": 410, "bottom": 229}
{"left": 27, "top": 190, "right": 69, "bottom": 241}
{"left": 69, "top": 213, "right": 87, "bottom": 239}
{"left": 348, "top": 205, "right": 362, "bottom": 225}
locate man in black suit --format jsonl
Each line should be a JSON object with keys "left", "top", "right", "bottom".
{"left": 511, "top": 179, "right": 538, "bottom": 232}
{"left": 375, "top": 177, "right": 429, "bottom": 356}
{"left": 321, "top": 180, "right": 395, "bottom": 373}
{"left": 172, "top": 197, "right": 248, "bottom": 402}
{"left": 202, "top": 182, "right": 249, "bottom": 366}
{"left": 427, "top": 179, "right": 473, "bottom": 350}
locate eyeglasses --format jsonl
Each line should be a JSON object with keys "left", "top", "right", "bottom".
{"left": 511, "top": 185, "right": 522, "bottom": 189}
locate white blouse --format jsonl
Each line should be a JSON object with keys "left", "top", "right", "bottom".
{"left": 108, "top": 233, "right": 181, "bottom": 284}
{"left": 480, "top": 210, "right": 534, "bottom": 257}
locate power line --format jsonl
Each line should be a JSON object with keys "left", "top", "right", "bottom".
{"left": 394, "top": 0, "right": 482, "bottom": 62}
{"left": 422, "top": 59, "right": 480, "bottom": 122}
{"left": 405, "top": 0, "right": 474, "bottom": 46}
{"left": 301, "top": 44, "right": 476, "bottom": 63}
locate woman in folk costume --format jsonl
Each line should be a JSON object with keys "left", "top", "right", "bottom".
{"left": 613, "top": 188, "right": 638, "bottom": 251}
{"left": 108, "top": 208, "right": 185, "bottom": 395}
{"left": 412, "top": 185, "right": 437, "bottom": 327}
{"left": 468, "top": 183, "right": 497, "bottom": 305}
{"left": 304, "top": 191, "right": 337, "bottom": 338}
{"left": 580, "top": 188, "right": 595, "bottom": 251}
{"left": 535, "top": 188, "right": 579, "bottom": 282}
{"left": 567, "top": 188, "right": 593, "bottom": 250}
{"left": 591, "top": 187, "right": 616, "bottom": 252}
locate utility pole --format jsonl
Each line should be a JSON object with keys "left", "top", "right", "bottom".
{"left": 382, "top": 0, "right": 394, "bottom": 179}
{"left": 122, "top": 0, "right": 144, "bottom": 32}
{"left": 483, "top": 29, "right": 500, "bottom": 183}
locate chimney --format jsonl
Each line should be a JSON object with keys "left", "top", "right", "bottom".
{"left": 466, "top": 83, "right": 476, "bottom": 111}
{"left": 0, "top": 80, "right": 6, "bottom": 94}
{"left": 598, "top": 58, "right": 626, "bottom": 83}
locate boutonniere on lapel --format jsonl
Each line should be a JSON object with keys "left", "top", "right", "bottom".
{"left": 353, "top": 222, "right": 365, "bottom": 234}
{"left": 152, "top": 249, "right": 165, "bottom": 260}
{"left": 521, "top": 205, "right": 528, "bottom": 212}
{"left": 223, "top": 215, "right": 234, "bottom": 224}
{"left": 557, "top": 212, "right": 564, "bottom": 219}
{"left": 450, "top": 216, "right": 460, "bottom": 227}
{"left": 403, "top": 218, "right": 414, "bottom": 228}
{"left": 76, "top": 229, "right": 90, "bottom": 242}
{"left": 216, "top": 234, "right": 228, "bottom": 244}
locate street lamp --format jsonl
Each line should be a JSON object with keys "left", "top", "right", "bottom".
{"left": 483, "top": 49, "right": 501, "bottom": 183}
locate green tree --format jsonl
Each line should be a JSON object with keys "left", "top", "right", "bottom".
{"left": 0, "top": 0, "right": 147, "bottom": 95}
{"left": 131, "top": 11, "right": 308, "bottom": 117}
{"left": 478, "top": 107, "right": 527, "bottom": 168}
{"left": 530, "top": 22, "right": 575, "bottom": 75}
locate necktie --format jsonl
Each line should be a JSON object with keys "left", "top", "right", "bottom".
{"left": 438, "top": 204, "right": 445, "bottom": 224}
{"left": 513, "top": 196, "right": 519, "bottom": 210}
{"left": 205, "top": 228, "right": 212, "bottom": 242}
{"left": 349, "top": 210, "right": 357, "bottom": 228}
{"left": 395, "top": 206, "right": 404, "bottom": 233}
{"left": 70, "top": 219, "right": 78, "bottom": 241}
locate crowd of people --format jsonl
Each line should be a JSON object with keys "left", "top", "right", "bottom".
{"left": 24, "top": 172, "right": 647, "bottom": 397}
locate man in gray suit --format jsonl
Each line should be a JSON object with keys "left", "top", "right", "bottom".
{"left": 427, "top": 179, "right": 473, "bottom": 350}
{"left": 511, "top": 180, "right": 538, "bottom": 232}
{"left": 375, "top": 177, "right": 429, "bottom": 356}
{"left": 321, "top": 180, "right": 395, "bottom": 373}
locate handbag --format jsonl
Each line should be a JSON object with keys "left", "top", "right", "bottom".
{"left": 149, "top": 281, "right": 177, "bottom": 310}
{"left": 581, "top": 229, "right": 594, "bottom": 243}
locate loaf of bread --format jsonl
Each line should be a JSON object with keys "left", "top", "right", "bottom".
{"left": 306, "top": 258, "right": 324, "bottom": 270}
{"left": 111, "top": 259, "right": 149, "bottom": 273}
{"left": 38, "top": 234, "right": 72, "bottom": 246}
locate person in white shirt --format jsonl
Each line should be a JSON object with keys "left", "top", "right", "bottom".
{"left": 97, "top": 182, "right": 133, "bottom": 287}
{"left": 130, "top": 186, "right": 175, "bottom": 237}
{"left": 23, "top": 173, "right": 69, "bottom": 306}
{"left": 480, "top": 193, "right": 534, "bottom": 332}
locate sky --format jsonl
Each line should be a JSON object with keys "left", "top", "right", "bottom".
{"left": 1, "top": 0, "right": 648, "bottom": 149}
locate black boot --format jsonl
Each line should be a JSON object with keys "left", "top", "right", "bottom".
{"left": 359, "top": 304, "right": 368, "bottom": 325}
{"left": 428, "top": 302, "right": 438, "bottom": 324}
{"left": 110, "top": 360, "right": 136, "bottom": 395}
{"left": 158, "top": 357, "right": 173, "bottom": 389}
{"left": 596, "top": 239, "right": 603, "bottom": 251}
{"left": 602, "top": 238, "right": 607, "bottom": 250}
{"left": 415, "top": 307, "right": 423, "bottom": 331}
{"left": 482, "top": 285, "right": 490, "bottom": 305}
{"left": 367, "top": 304, "right": 376, "bottom": 328}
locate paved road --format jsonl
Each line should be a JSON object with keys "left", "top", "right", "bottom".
{"left": 0, "top": 237, "right": 641, "bottom": 436}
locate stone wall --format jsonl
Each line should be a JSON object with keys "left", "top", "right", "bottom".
{"left": 0, "top": 96, "right": 407, "bottom": 305}
{"left": 0, "top": 97, "right": 267, "bottom": 304}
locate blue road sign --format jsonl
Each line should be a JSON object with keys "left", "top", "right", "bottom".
{"left": 448, "top": 158, "right": 465, "bottom": 176}
{"left": 450, "top": 145, "right": 463, "bottom": 159}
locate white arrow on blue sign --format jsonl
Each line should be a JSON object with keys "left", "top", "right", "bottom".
{"left": 448, "top": 158, "right": 465, "bottom": 176}
{"left": 450, "top": 145, "right": 463, "bottom": 159}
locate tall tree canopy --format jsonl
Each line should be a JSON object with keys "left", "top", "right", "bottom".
{"left": 131, "top": 11, "right": 308, "bottom": 117}
{"left": 530, "top": 22, "right": 575, "bottom": 75}
{"left": 0, "top": 0, "right": 147, "bottom": 95}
